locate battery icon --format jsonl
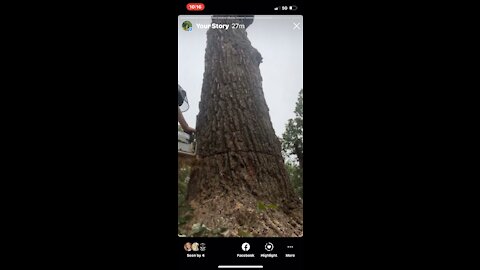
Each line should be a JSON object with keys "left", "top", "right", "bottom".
{"left": 289, "top": 5, "right": 298, "bottom": 10}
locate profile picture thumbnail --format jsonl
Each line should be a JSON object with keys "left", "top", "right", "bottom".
{"left": 182, "top": 21, "right": 193, "bottom": 31}
{"left": 191, "top": 242, "right": 199, "bottom": 251}
{"left": 184, "top": 242, "right": 192, "bottom": 251}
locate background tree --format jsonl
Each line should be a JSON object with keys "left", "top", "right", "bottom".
{"left": 282, "top": 89, "right": 303, "bottom": 169}
{"left": 183, "top": 15, "right": 303, "bottom": 237}
{"left": 281, "top": 89, "right": 303, "bottom": 199}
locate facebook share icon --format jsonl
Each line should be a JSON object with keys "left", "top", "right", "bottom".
{"left": 241, "top": 242, "right": 250, "bottom": 251}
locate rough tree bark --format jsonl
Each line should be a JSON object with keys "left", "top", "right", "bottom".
{"left": 185, "top": 16, "right": 303, "bottom": 237}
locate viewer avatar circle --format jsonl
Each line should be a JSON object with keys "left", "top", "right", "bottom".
{"left": 182, "top": 21, "right": 193, "bottom": 31}
{"left": 265, "top": 242, "right": 274, "bottom": 251}
{"left": 241, "top": 242, "right": 250, "bottom": 251}
{"left": 199, "top": 243, "right": 206, "bottom": 251}
{"left": 184, "top": 242, "right": 192, "bottom": 252}
{"left": 191, "top": 242, "right": 199, "bottom": 251}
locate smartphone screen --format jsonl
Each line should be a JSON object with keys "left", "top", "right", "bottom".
{"left": 178, "top": 1, "right": 303, "bottom": 268}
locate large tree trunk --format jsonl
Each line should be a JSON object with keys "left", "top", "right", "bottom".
{"left": 185, "top": 16, "right": 302, "bottom": 237}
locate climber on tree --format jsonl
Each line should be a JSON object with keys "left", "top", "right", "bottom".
{"left": 178, "top": 84, "right": 196, "bottom": 134}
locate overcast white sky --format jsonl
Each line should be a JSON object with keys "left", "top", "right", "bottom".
{"left": 178, "top": 15, "right": 303, "bottom": 137}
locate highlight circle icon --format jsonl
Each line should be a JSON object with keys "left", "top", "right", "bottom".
{"left": 182, "top": 21, "right": 193, "bottom": 31}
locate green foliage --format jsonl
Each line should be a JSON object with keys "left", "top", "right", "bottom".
{"left": 285, "top": 162, "right": 303, "bottom": 198}
{"left": 238, "top": 229, "right": 251, "bottom": 237}
{"left": 257, "top": 201, "right": 266, "bottom": 211}
{"left": 178, "top": 166, "right": 192, "bottom": 230}
{"left": 257, "top": 201, "right": 278, "bottom": 212}
{"left": 282, "top": 89, "right": 303, "bottom": 199}
{"left": 282, "top": 89, "right": 303, "bottom": 166}
{"left": 191, "top": 223, "right": 208, "bottom": 236}
{"left": 178, "top": 167, "right": 230, "bottom": 237}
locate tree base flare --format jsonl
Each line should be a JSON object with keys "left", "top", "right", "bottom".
{"left": 180, "top": 194, "right": 303, "bottom": 237}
